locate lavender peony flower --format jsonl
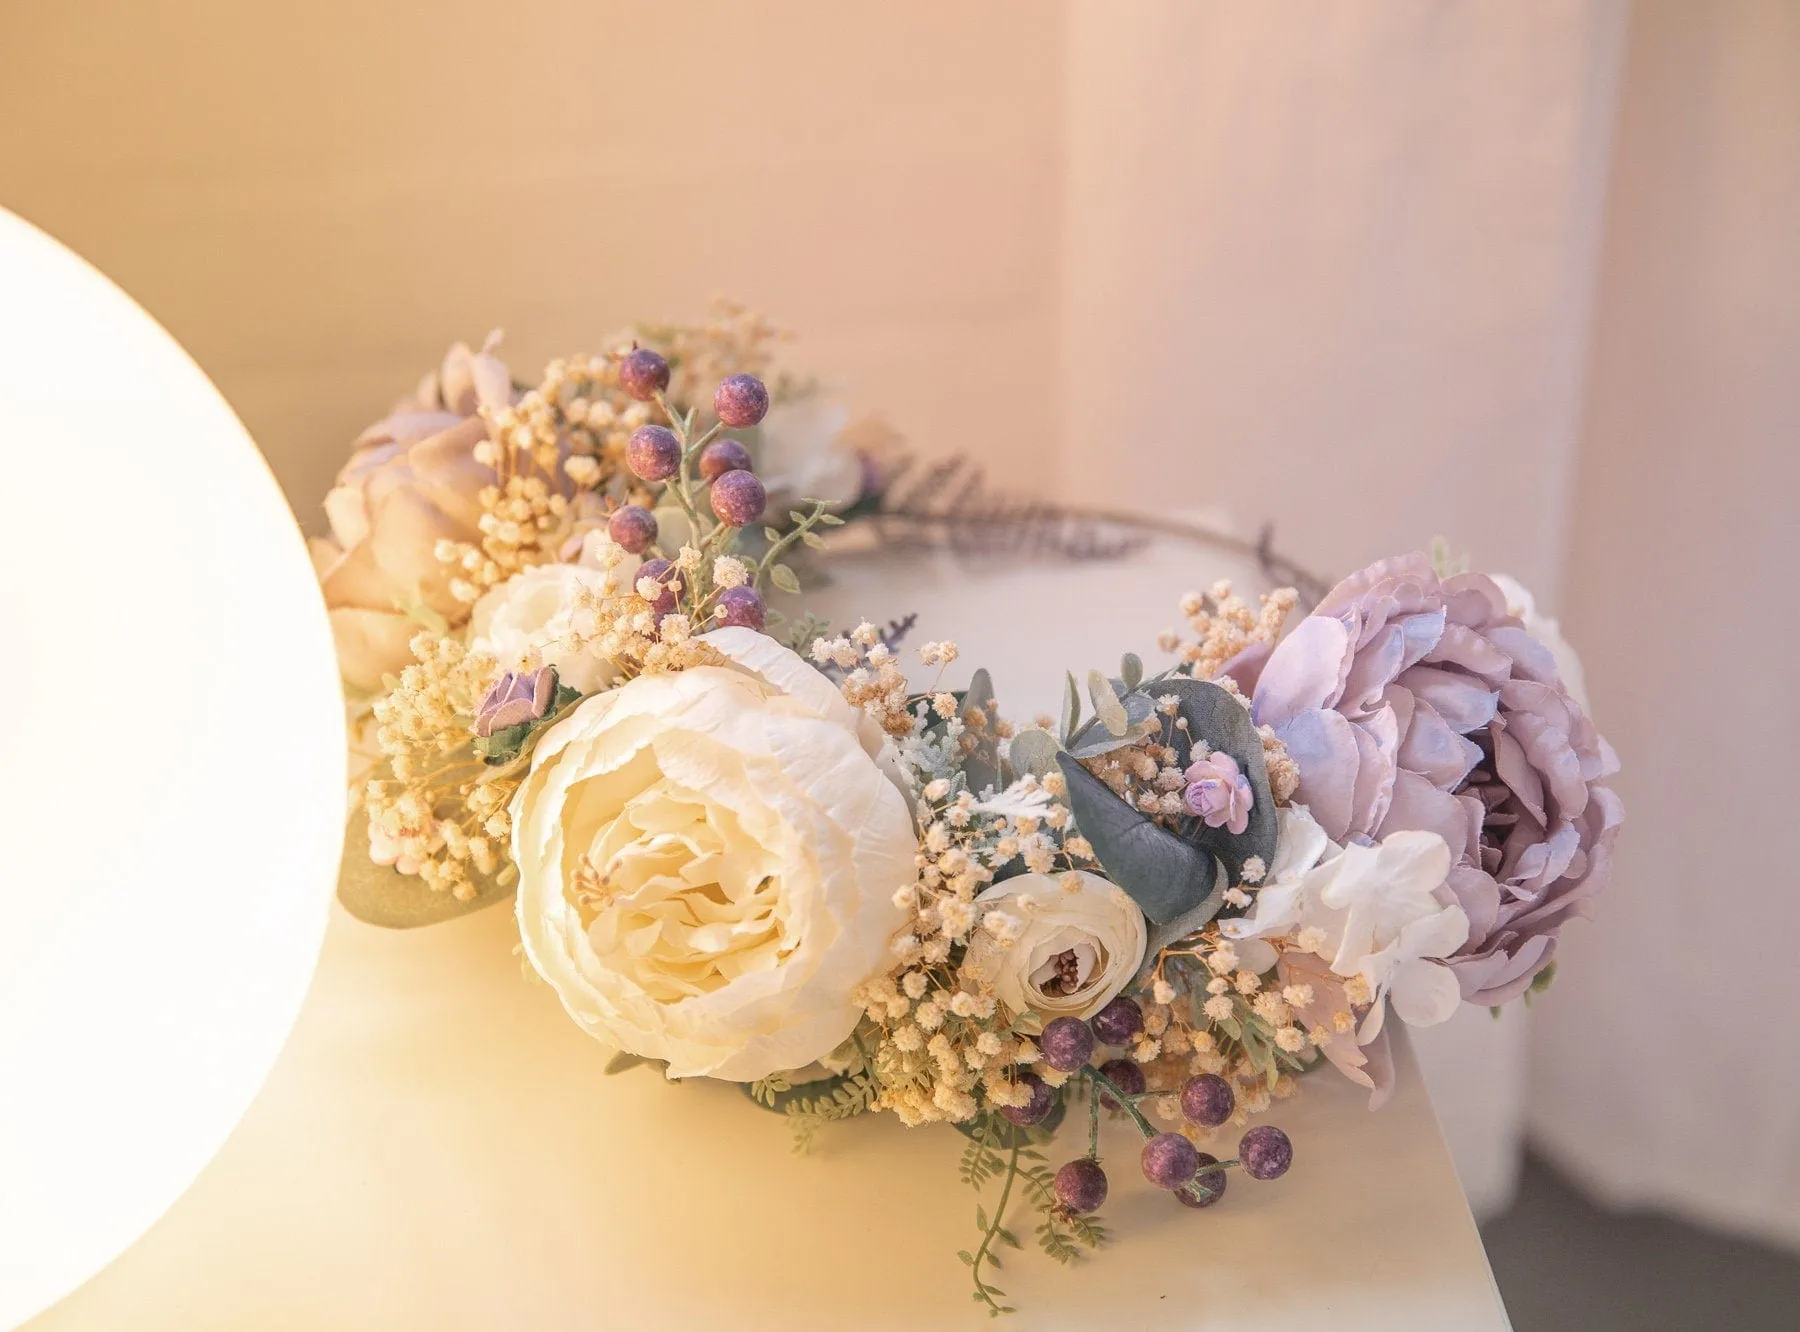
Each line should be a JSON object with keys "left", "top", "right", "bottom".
{"left": 1236, "top": 553, "right": 1622, "bottom": 1006}
{"left": 1183, "top": 750, "right": 1254, "bottom": 835}
{"left": 474, "top": 666, "right": 557, "bottom": 738}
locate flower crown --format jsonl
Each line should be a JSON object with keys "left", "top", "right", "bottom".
{"left": 321, "top": 308, "right": 1622, "bottom": 1317}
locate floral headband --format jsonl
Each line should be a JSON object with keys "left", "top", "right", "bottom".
{"left": 319, "top": 307, "right": 1621, "bottom": 1317}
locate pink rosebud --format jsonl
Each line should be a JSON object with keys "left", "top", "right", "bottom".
{"left": 1183, "top": 750, "right": 1253, "bottom": 836}
{"left": 474, "top": 666, "right": 557, "bottom": 737}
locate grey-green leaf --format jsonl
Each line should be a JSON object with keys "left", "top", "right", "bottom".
{"left": 1120, "top": 652, "right": 1143, "bottom": 691}
{"left": 961, "top": 668, "right": 1001, "bottom": 795}
{"left": 1087, "top": 668, "right": 1128, "bottom": 737}
{"left": 1061, "top": 671, "right": 1081, "bottom": 741}
{"left": 1006, "top": 726, "right": 1060, "bottom": 778}
{"left": 1056, "top": 753, "right": 1217, "bottom": 925}
{"left": 768, "top": 562, "right": 801, "bottom": 594}
{"left": 336, "top": 805, "right": 514, "bottom": 928}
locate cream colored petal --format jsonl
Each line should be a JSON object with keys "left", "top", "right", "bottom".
{"left": 327, "top": 607, "right": 420, "bottom": 693}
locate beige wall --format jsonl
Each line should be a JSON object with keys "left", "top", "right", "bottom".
{"left": 0, "top": 0, "right": 1064, "bottom": 531}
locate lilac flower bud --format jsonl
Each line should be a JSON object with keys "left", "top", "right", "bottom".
{"left": 1140, "top": 1132, "right": 1200, "bottom": 1190}
{"left": 715, "top": 585, "right": 767, "bottom": 631}
{"left": 1090, "top": 996, "right": 1144, "bottom": 1046}
{"left": 636, "top": 557, "right": 679, "bottom": 616}
{"left": 1039, "top": 1016, "right": 1095, "bottom": 1072}
{"left": 1238, "top": 1125, "right": 1292, "bottom": 1181}
{"left": 713, "top": 373, "right": 769, "bottom": 428}
{"left": 709, "top": 469, "right": 767, "bottom": 527}
{"left": 608, "top": 504, "right": 658, "bottom": 555}
{"left": 1000, "top": 1072, "right": 1054, "bottom": 1127}
{"left": 1180, "top": 1073, "right": 1235, "bottom": 1129}
{"left": 627, "top": 425, "right": 681, "bottom": 482}
{"left": 473, "top": 666, "right": 556, "bottom": 738}
{"left": 1054, "top": 1158, "right": 1108, "bottom": 1214}
{"left": 699, "top": 438, "right": 753, "bottom": 482}
{"left": 1175, "top": 1153, "right": 1228, "bottom": 1208}
{"left": 1097, "top": 1057, "right": 1145, "bottom": 1110}
{"left": 1183, "top": 751, "right": 1253, "bottom": 835}
{"left": 617, "top": 347, "right": 670, "bottom": 401}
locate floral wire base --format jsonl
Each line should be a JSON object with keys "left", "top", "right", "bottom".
{"left": 320, "top": 305, "right": 1623, "bottom": 1318}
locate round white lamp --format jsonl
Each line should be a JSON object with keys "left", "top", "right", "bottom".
{"left": 0, "top": 209, "right": 344, "bottom": 1327}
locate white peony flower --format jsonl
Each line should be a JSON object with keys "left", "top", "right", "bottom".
{"left": 469, "top": 556, "right": 633, "bottom": 696}
{"left": 1490, "top": 573, "right": 1590, "bottom": 709}
{"left": 511, "top": 627, "right": 914, "bottom": 1081}
{"left": 966, "top": 871, "right": 1147, "bottom": 1020}
{"left": 1223, "top": 805, "right": 1468, "bottom": 1034}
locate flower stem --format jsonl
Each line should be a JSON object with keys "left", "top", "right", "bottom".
{"left": 969, "top": 1120, "right": 1021, "bottom": 1315}
{"left": 1086, "top": 1065, "right": 1158, "bottom": 1141}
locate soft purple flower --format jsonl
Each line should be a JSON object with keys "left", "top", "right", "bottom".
{"left": 1232, "top": 553, "right": 1622, "bottom": 1006}
{"left": 1183, "top": 750, "right": 1254, "bottom": 834}
{"left": 474, "top": 666, "right": 556, "bottom": 738}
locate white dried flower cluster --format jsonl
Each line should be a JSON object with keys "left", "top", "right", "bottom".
{"left": 363, "top": 632, "right": 505, "bottom": 900}
{"left": 1156, "top": 580, "right": 1298, "bottom": 681}
{"left": 854, "top": 766, "right": 1088, "bottom": 1126}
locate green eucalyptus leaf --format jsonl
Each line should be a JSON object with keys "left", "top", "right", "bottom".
{"left": 1056, "top": 754, "right": 1217, "bottom": 925}
{"left": 961, "top": 668, "right": 1001, "bottom": 795}
{"left": 1136, "top": 875, "right": 1229, "bottom": 983}
{"left": 336, "top": 805, "right": 514, "bottom": 929}
{"left": 1006, "top": 726, "right": 1060, "bottom": 779}
{"left": 1061, "top": 671, "right": 1081, "bottom": 741}
{"left": 1087, "top": 668, "right": 1128, "bottom": 737}
{"left": 1066, "top": 729, "right": 1140, "bottom": 760}
{"left": 1120, "top": 652, "right": 1143, "bottom": 691}
{"left": 768, "top": 563, "right": 801, "bottom": 594}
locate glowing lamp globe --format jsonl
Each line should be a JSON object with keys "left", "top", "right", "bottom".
{"left": 0, "top": 210, "right": 343, "bottom": 1326}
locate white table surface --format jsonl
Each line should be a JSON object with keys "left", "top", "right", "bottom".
{"left": 25, "top": 539, "right": 1512, "bottom": 1331}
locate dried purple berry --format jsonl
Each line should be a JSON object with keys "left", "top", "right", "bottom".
{"left": 1000, "top": 1072, "right": 1054, "bottom": 1127}
{"left": 1097, "top": 1057, "right": 1145, "bottom": 1110}
{"left": 617, "top": 347, "right": 670, "bottom": 401}
{"left": 709, "top": 469, "right": 767, "bottom": 527}
{"left": 1090, "top": 996, "right": 1144, "bottom": 1046}
{"left": 1140, "top": 1132, "right": 1201, "bottom": 1190}
{"left": 1054, "top": 1158, "right": 1108, "bottom": 1214}
{"left": 1175, "top": 1152, "right": 1228, "bottom": 1208}
{"left": 715, "top": 585, "right": 767, "bottom": 632}
{"left": 1039, "top": 1016, "right": 1095, "bottom": 1073}
{"left": 635, "top": 557, "right": 679, "bottom": 616}
{"left": 607, "top": 504, "right": 658, "bottom": 555}
{"left": 1239, "top": 1125, "right": 1292, "bottom": 1181}
{"left": 699, "top": 438, "right": 753, "bottom": 482}
{"left": 626, "top": 424, "right": 681, "bottom": 482}
{"left": 713, "top": 373, "right": 769, "bottom": 428}
{"left": 1180, "top": 1073, "right": 1235, "bottom": 1129}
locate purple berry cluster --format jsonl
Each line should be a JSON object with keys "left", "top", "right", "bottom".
{"left": 613, "top": 362, "right": 780, "bottom": 632}
{"left": 1036, "top": 992, "right": 1294, "bottom": 1220}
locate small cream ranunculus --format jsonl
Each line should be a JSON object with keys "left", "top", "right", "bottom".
{"left": 512, "top": 627, "right": 914, "bottom": 1080}
{"left": 469, "top": 543, "right": 639, "bottom": 695}
{"left": 966, "top": 872, "right": 1147, "bottom": 1021}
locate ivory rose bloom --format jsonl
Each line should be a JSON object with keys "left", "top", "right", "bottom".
{"left": 311, "top": 336, "right": 513, "bottom": 692}
{"left": 966, "top": 872, "right": 1147, "bottom": 1020}
{"left": 512, "top": 628, "right": 914, "bottom": 1081}
{"left": 469, "top": 548, "right": 637, "bottom": 696}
